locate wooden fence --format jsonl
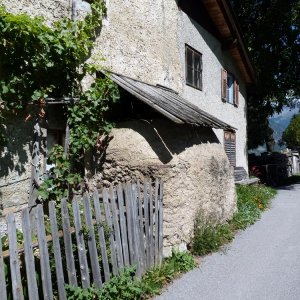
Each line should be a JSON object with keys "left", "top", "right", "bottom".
{"left": 0, "top": 180, "right": 164, "bottom": 300}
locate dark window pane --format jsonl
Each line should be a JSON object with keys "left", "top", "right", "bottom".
{"left": 195, "top": 70, "right": 201, "bottom": 89}
{"left": 186, "top": 48, "right": 193, "bottom": 67}
{"left": 194, "top": 54, "right": 201, "bottom": 72}
{"left": 187, "top": 66, "right": 193, "bottom": 85}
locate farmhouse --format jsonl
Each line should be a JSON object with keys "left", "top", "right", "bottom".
{"left": 0, "top": 0, "right": 255, "bottom": 252}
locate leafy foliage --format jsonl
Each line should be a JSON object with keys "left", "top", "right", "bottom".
{"left": 0, "top": 1, "right": 120, "bottom": 200}
{"left": 230, "top": 0, "right": 300, "bottom": 148}
{"left": 65, "top": 251, "right": 196, "bottom": 299}
{"left": 281, "top": 113, "right": 300, "bottom": 151}
{"left": 140, "top": 250, "right": 196, "bottom": 297}
{"left": 68, "top": 76, "right": 119, "bottom": 155}
{"left": 38, "top": 145, "right": 82, "bottom": 201}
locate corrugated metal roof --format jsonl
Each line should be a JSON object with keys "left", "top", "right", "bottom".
{"left": 108, "top": 72, "right": 236, "bottom": 131}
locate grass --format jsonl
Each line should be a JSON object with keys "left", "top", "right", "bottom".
{"left": 65, "top": 250, "right": 196, "bottom": 299}
{"left": 191, "top": 184, "right": 277, "bottom": 256}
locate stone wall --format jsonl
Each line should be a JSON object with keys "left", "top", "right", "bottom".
{"left": 88, "top": 119, "right": 237, "bottom": 255}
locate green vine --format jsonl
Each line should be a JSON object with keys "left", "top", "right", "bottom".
{"left": 0, "top": 1, "right": 120, "bottom": 201}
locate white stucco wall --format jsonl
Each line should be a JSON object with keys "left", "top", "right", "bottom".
{"left": 176, "top": 12, "right": 248, "bottom": 171}
{"left": 94, "top": 0, "right": 182, "bottom": 90}
{"left": 95, "top": 2, "right": 248, "bottom": 171}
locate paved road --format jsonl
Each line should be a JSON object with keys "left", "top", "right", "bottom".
{"left": 156, "top": 184, "right": 300, "bottom": 300}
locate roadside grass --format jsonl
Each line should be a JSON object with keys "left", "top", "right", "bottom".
{"left": 191, "top": 184, "right": 277, "bottom": 256}
{"left": 65, "top": 250, "right": 196, "bottom": 299}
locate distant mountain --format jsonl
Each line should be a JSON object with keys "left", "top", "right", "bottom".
{"left": 269, "top": 107, "right": 299, "bottom": 150}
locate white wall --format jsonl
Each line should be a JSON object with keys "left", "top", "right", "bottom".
{"left": 176, "top": 12, "right": 248, "bottom": 171}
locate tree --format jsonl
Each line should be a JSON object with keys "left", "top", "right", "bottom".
{"left": 282, "top": 113, "right": 300, "bottom": 151}
{"left": 230, "top": 0, "right": 300, "bottom": 148}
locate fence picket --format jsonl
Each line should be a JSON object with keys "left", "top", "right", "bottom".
{"left": 158, "top": 181, "right": 164, "bottom": 265}
{"left": 61, "top": 199, "right": 77, "bottom": 286}
{"left": 49, "top": 201, "right": 67, "bottom": 300}
{"left": 72, "top": 198, "right": 90, "bottom": 288}
{"left": 143, "top": 181, "right": 150, "bottom": 268}
{"left": 36, "top": 205, "right": 53, "bottom": 300}
{"left": 7, "top": 213, "right": 24, "bottom": 300}
{"left": 137, "top": 181, "right": 146, "bottom": 274}
{"left": 22, "top": 208, "right": 39, "bottom": 300}
{"left": 93, "top": 190, "right": 110, "bottom": 282}
{"left": 149, "top": 183, "right": 154, "bottom": 267}
{"left": 117, "top": 184, "right": 130, "bottom": 267}
{"left": 83, "top": 193, "right": 102, "bottom": 288}
{"left": 2, "top": 180, "right": 164, "bottom": 297}
{"left": 131, "top": 184, "right": 142, "bottom": 278}
{"left": 103, "top": 187, "right": 118, "bottom": 275}
{"left": 0, "top": 223, "right": 7, "bottom": 300}
{"left": 125, "top": 183, "right": 135, "bottom": 265}
{"left": 109, "top": 185, "right": 124, "bottom": 269}
{"left": 154, "top": 179, "right": 160, "bottom": 266}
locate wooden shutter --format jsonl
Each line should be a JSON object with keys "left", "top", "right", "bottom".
{"left": 234, "top": 80, "right": 239, "bottom": 106}
{"left": 224, "top": 131, "right": 236, "bottom": 167}
{"left": 221, "top": 69, "right": 227, "bottom": 102}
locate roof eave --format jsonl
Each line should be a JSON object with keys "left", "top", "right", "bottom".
{"left": 202, "top": 0, "right": 256, "bottom": 85}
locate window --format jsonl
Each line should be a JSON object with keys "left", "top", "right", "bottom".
{"left": 186, "top": 45, "right": 203, "bottom": 90}
{"left": 224, "top": 131, "right": 236, "bottom": 167}
{"left": 221, "top": 69, "right": 239, "bottom": 106}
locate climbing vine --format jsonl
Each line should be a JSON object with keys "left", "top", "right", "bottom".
{"left": 0, "top": 1, "right": 120, "bottom": 201}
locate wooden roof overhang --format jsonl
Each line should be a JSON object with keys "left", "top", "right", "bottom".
{"left": 201, "top": 0, "right": 256, "bottom": 85}
{"left": 108, "top": 72, "right": 236, "bottom": 131}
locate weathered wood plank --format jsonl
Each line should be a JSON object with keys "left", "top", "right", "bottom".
{"left": 124, "top": 183, "right": 135, "bottom": 265}
{"left": 143, "top": 181, "right": 150, "bottom": 268}
{"left": 49, "top": 201, "right": 67, "bottom": 300}
{"left": 61, "top": 199, "right": 77, "bottom": 286}
{"left": 131, "top": 184, "right": 142, "bottom": 278}
{"left": 36, "top": 205, "right": 53, "bottom": 300}
{"left": 158, "top": 181, "right": 164, "bottom": 265}
{"left": 7, "top": 213, "right": 24, "bottom": 300}
{"left": 149, "top": 182, "right": 154, "bottom": 267}
{"left": 154, "top": 179, "right": 160, "bottom": 266}
{"left": 21, "top": 208, "right": 39, "bottom": 300}
{"left": 109, "top": 185, "right": 124, "bottom": 269}
{"left": 93, "top": 190, "right": 110, "bottom": 282}
{"left": 83, "top": 193, "right": 102, "bottom": 288}
{"left": 137, "top": 181, "right": 145, "bottom": 275}
{"left": 117, "top": 184, "right": 130, "bottom": 267}
{"left": 103, "top": 187, "right": 118, "bottom": 275}
{"left": 0, "top": 223, "right": 8, "bottom": 300}
{"left": 72, "top": 198, "right": 90, "bottom": 288}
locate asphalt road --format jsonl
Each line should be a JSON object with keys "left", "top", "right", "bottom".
{"left": 156, "top": 184, "right": 300, "bottom": 300}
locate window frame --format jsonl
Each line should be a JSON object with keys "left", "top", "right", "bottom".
{"left": 185, "top": 45, "right": 203, "bottom": 91}
{"left": 221, "top": 68, "right": 239, "bottom": 107}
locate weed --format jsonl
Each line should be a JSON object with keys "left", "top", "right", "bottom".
{"left": 230, "top": 184, "right": 276, "bottom": 230}
{"left": 65, "top": 251, "right": 196, "bottom": 299}
{"left": 140, "top": 250, "right": 196, "bottom": 297}
{"left": 191, "top": 184, "right": 277, "bottom": 256}
{"left": 191, "top": 218, "right": 234, "bottom": 256}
